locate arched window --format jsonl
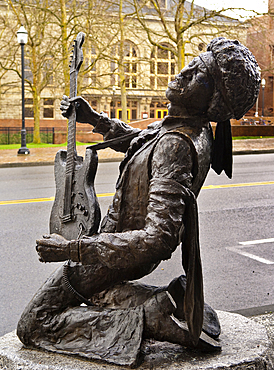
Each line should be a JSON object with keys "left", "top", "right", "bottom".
{"left": 24, "top": 56, "right": 33, "bottom": 83}
{"left": 111, "top": 41, "right": 138, "bottom": 89}
{"left": 83, "top": 45, "right": 97, "bottom": 87}
{"left": 150, "top": 44, "right": 175, "bottom": 90}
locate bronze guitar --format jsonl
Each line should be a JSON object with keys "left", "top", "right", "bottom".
{"left": 50, "top": 32, "right": 101, "bottom": 240}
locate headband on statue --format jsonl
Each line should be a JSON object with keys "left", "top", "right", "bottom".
{"left": 199, "top": 38, "right": 261, "bottom": 178}
{"left": 199, "top": 53, "right": 233, "bottom": 178}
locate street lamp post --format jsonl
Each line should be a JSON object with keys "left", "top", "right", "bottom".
{"left": 112, "top": 86, "right": 116, "bottom": 119}
{"left": 255, "top": 96, "right": 259, "bottom": 117}
{"left": 17, "top": 25, "right": 30, "bottom": 155}
{"left": 261, "top": 78, "right": 266, "bottom": 117}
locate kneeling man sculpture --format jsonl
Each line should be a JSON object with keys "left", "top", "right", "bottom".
{"left": 17, "top": 37, "right": 260, "bottom": 367}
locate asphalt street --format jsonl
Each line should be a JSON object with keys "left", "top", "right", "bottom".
{"left": 0, "top": 153, "right": 273, "bottom": 337}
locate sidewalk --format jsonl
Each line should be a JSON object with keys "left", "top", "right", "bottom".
{"left": 0, "top": 145, "right": 124, "bottom": 168}
{"left": 1, "top": 138, "right": 274, "bottom": 168}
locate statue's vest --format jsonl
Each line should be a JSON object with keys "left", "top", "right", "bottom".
{"left": 101, "top": 118, "right": 213, "bottom": 235}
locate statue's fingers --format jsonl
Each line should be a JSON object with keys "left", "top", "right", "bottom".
{"left": 36, "top": 240, "right": 45, "bottom": 250}
{"left": 43, "top": 234, "right": 51, "bottom": 239}
{"left": 69, "top": 96, "right": 81, "bottom": 103}
{"left": 36, "top": 243, "right": 44, "bottom": 252}
{"left": 36, "top": 246, "right": 46, "bottom": 262}
{"left": 38, "top": 255, "right": 46, "bottom": 263}
{"left": 60, "top": 104, "right": 69, "bottom": 112}
{"left": 60, "top": 99, "right": 70, "bottom": 106}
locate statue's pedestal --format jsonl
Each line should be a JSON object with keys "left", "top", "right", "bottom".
{"left": 0, "top": 311, "right": 273, "bottom": 369}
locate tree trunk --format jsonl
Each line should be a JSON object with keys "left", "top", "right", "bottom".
{"left": 32, "top": 47, "right": 41, "bottom": 144}
{"left": 33, "top": 89, "right": 41, "bottom": 144}
{"left": 119, "top": 0, "right": 128, "bottom": 123}
{"left": 60, "top": 0, "right": 70, "bottom": 97}
{"left": 177, "top": 35, "right": 185, "bottom": 71}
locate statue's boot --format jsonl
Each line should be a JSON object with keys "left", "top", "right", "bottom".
{"left": 168, "top": 275, "right": 221, "bottom": 339}
{"left": 143, "top": 291, "right": 221, "bottom": 352}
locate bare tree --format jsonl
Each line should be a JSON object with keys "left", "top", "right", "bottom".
{"left": 0, "top": 2, "right": 19, "bottom": 115}
{"left": 3, "top": 0, "right": 61, "bottom": 143}
{"left": 132, "top": 0, "right": 252, "bottom": 71}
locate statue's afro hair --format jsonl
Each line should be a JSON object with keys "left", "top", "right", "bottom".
{"left": 206, "top": 37, "right": 261, "bottom": 122}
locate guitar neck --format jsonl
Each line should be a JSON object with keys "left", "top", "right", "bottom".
{"left": 62, "top": 32, "right": 85, "bottom": 223}
{"left": 62, "top": 70, "right": 78, "bottom": 221}
{"left": 66, "top": 70, "right": 78, "bottom": 173}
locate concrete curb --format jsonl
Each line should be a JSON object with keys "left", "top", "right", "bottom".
{"left": 233, "top": 149, "right": 274, "bottom": 155}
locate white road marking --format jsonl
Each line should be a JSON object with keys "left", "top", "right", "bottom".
{"left": 227, "top": 238, "right": 274, "bottom": 265}
{"left": 239, "top": 238, "right": 274, "bottom": 245}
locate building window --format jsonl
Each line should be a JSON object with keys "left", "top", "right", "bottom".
{"left": 43, "top": 57, "right": 54, "bottom": 86}
{"left": 83, "top": 46, "right": 97, "bottom": 87}
{"left": 150, "top": 44, "right": 175, "bottom": 90}
{"left": 268, "top": 76, "right": 273, "bottom": 91}
{"left": 150, "top": 101, "right": 168, "bottom": 118}
{"left": 89, "top": 99, "right": 98, "bottom": 111}
{"left": 25, "top": 98, "right": 34, "bottom": 118}
{"left": 198, "top": 42, "right": 206, "bottom": 51}
{"left": 111, "top": 41, "right": 138, "bottom": 89}
{"left": 43, "top": 98, "right": 54, "bottom": 118}
{"left": 112, "top": 100, "right": 138, "bottom": 121}
{"left": 270, "top": 45, "right": 274, "bottom": 64}
{"left": 25, "top": 57, "right": 33, "bottom": 83}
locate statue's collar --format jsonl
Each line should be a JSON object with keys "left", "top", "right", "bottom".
{"left": 160, "top": 115, "right": 210, "bottom": 131}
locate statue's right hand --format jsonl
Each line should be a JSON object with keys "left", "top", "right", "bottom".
{"left": 60, "top": 95, "right": 100, "bottom": 125}
{"left": 60, "top": 95, "right": 71, "bottom": 119}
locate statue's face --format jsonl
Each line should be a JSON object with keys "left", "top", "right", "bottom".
{"left": 166, "top": 54, "right": 214, "bottom": 114}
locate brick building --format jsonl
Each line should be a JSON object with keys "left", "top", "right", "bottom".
{"left": 246, "top": 0, "right": 274, "bottom": 117}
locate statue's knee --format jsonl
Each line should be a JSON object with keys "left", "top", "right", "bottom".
{"left": 17, "top": 308, "right": 34, "bottom": 345}
{"left": 143, "top": 291, "right": 177, "bottom": 340}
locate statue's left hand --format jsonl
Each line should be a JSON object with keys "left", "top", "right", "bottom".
{"left": 36, "top": 234, "right": 70, "bottom": 263}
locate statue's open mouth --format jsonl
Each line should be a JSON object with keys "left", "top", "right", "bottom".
{"left": 168, "top": 80, "right": 180, "bottom": 90}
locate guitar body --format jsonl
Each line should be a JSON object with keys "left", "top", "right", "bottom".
{"left": 50, "top": 148, "right": 101, "bottom": 240}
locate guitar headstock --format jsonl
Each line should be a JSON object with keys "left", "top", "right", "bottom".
{"left": 69, "top": 32, "right": 85, "bottom": 75}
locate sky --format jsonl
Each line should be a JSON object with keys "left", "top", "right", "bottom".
{"left": 194, "top": 0, "right": 268, "bottom": 18}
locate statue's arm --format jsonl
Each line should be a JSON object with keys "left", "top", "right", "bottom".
{"left": 60, "top": 95, "right": 140, "bottom": 153}
{"left": 93, "top": 115, "right": 141, "bottom": 153}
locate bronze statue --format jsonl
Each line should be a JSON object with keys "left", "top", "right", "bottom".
{"left": 17, "top": 37, "right": 260, "bottom": 367}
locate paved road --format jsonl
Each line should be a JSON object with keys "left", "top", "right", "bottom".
{"left": 0, "top": 154, "right": 273, "bottom": 336}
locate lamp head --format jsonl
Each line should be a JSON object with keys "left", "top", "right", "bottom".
{"left": 17, "top": 26, "right": 28, "bottom": 45}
